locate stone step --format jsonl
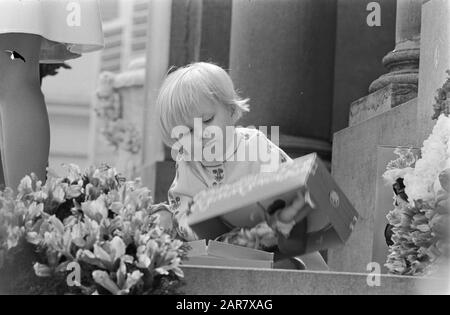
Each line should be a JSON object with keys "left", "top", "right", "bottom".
{"left": 330, "top": 98, "right": 420, "bottom": 273}
{"left": 181, "top": 266, "right": 443, "bottom": 295}
{"left": 349, "top": 83, "right": 417, "bottom": 127}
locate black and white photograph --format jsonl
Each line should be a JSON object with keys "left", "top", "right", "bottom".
{"left": 0, "top": 0, "right": 449, "bottom": 297}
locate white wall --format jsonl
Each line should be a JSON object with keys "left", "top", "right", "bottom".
{"left": 42, "top": 51, "right": 105, "bottom": 175}
{"left": 41, "top": 0, "right": 138, "bottom": 176}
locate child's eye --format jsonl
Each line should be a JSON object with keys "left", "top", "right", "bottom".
{"left": 203, "top": 116, "right": 214, "bottom": 123}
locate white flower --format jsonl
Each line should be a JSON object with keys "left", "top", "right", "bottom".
{"left": 383, "top": 167, "right": 414, "bottom": 185}
{"left": 404, "top": 115, "right": 450, "bottom": 202}
{"left": 81, "top": 197, "right": 109, "bottom": 222}
{"left": 17, "top": 175, "right": 33, "bottom": 196}
{"left": 6, "top": 226, "right": 23, "bottom": 249}
{"left": 52, "top": 185, "right": 66, "bottom": 204}
{"left": 78, "top": 236, "right": 128, "bottom": 271}
{"left": 92, "top": 268, "right": 143, "bottom": 295}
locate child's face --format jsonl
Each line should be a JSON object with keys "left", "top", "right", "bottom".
{"left": 183, "top": 100, "right": 235, "bottom": 162}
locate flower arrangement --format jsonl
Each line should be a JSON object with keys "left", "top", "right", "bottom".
{"left": 383, "top": 115, "right": 450, "bottom": 276}
{"left": 95, "top": 72, "right": 142, "bottom": 154}
{"left": 0, "top": 164, "right": 188, "bottom": 295}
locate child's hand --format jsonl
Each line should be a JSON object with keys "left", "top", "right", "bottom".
{"left": 158, "top": 209, "right": 174, "bottom": 231}
{"left": 265, "top": 190, "right": 313, "bottom": 238}
{"left": 150, "top": 203, "right": 174, "bottom": 232}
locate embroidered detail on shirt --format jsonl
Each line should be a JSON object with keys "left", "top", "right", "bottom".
{"left": 212, "top": 168, "right": 224, "bottom": 182}
{"left": 171, "top": 196, "right": 181, "bottom": 210}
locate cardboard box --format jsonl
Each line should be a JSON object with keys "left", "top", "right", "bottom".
{"left": 187, "top": 153, "right": 359, "bottom": 255}
{"left": 183, "top": 240, "right": 274, "bottom": 269}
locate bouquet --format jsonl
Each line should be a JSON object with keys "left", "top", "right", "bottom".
{"left": 383, "top": 115, "right": 450, "bottom": 276}
{"left": 0, "top": 164, "right": 188, "bottom": 295}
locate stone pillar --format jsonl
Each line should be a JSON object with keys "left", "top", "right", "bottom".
{"left": 150, "top": 0, "right": 203, "bottom": 203}
{"left": 348, "top": 0, "right": 425, "bottom": 128}
{"left": 229, "top": 0, "right": 336, "bottom": 159}
{"left": 167, "top": 0, "right": 202, "bottom": 68}
{"left": 332, "top": 0, "right": 396, "bottom": 134}
{"left": 369, "top": 0, "right": 423, "bottom": 93}
{"left": 416, "top": 0, "right": 450, "bottom": 143}
{"left": 199, "top": 0, "right": 232, "bottom": 69}
{"left": 150, "top": 0, "right": 234, "bottom": 203}
{"left": 330, "top": 0, "right": 450, "bottom": 273}
{"left": 141, "top": 0, "right": 172, "bottom": 198}
{"left": 327, "top": 0, "right": 427, "bottom": 273}
{"left": 168, "top": 0, "right": 232, "bottom": 69}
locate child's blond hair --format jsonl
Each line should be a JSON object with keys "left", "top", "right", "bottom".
{"left": 156, "top": 62, "right": 250, "bottom": 148}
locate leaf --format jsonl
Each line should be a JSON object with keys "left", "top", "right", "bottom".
{"left": 65, "top": 185, "right": 82, "bottom": 199}
{"left": 110, "top": 236, "right": 126, "bottom": 261}
{"left": 110, "top": 202, "right": 123, "bottom": 213}
{"left": 116, "top": 260, "right": 127, "bottom": 289}
{"left": 26, "top": 231, "right": 41, "bottom": 245}
{"left": 78, "top": 249, "right": 107, "bottom": 269}
{"left": 415, "top": 224, "right": 431, "bottom": 232}
{"left": 49, "top": 215, "right": 65, "bottom": 235}
{"left": 93, "top": 244, "right": 113, "bottom": 264}
{"left": 55, "top": 261, "right": 71, "bottom": 273}
{"left": 92, "top": 270, "right": 120, "bottom": 295}
{"left": 172, "top": 266, "right": 184, "bottom": 278}
{"left": 123, "top": 270, "right": 143, "bottom": 293}
{"left": 27, "top": 202, "right": 44, "bottom": 219}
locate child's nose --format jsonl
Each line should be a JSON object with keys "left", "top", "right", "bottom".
{"left": 193, "top": 128, "right": 203, "bottom": 140}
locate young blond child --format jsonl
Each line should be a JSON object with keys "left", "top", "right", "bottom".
{"left": 155, "top": 62, "right": 328, "bottom": 270}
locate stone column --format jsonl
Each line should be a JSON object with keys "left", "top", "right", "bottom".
{"left": 416, "top": 0, "right": 450, "bottom": 143}
{"left": 229, "top": 0, "right": 336, "bottom": 159}
{"left": 329, "top": 0, "right": 450, "bottom": 273}
{"left": 151, "top": 0, "right": 234, "bottom": 203}
{"left": 141, "top": 0, "right": 172, "bottom": 198}
{"left": 332, "top": 0, "right": 396, "bottom": 134}
{"left": 199, "top": 0, "right": 232, "bottom": 69}
{"left": 348, "top": 0, "right": 424, "bottom": 127}
{"left": 369, "top": 0, "right": 423, "bottom": 93}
